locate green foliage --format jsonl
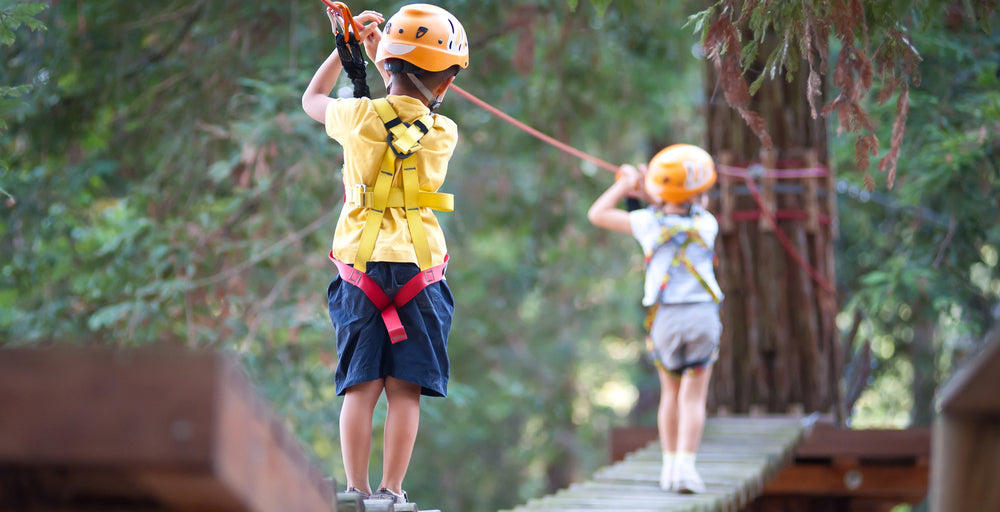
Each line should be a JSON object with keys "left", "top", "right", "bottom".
{"left": 0, "top": 2, "right": 46, "bottom": 46}
{"left": 694, "top": 0, "right": 996, "bottom": 185}
{"left": 0, "top": 2, "right": 46, "bottom": 141}
{"left": 834, "top": 9, "right": 1000, "bottom": 426}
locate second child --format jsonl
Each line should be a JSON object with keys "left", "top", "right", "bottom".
{"left": 587, "top": 144, "right": 723, "bottom": 494}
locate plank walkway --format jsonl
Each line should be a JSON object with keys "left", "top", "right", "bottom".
{"left": 503, "top": 415, "right": 810, "bottom": 512}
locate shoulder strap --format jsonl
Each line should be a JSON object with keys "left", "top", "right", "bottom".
{"left": 373, "top": 99, "right": 435, "bottom": 156}
{"left": 352, "top": 99, "right": 439, "bottom": 272}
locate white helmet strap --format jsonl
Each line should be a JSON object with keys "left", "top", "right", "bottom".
{"left": 406, "top": 73, "right": 443, "bottom": 111}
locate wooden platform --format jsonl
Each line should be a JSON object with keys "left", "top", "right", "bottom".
{"left": 503, "top": 415, "right": 808, "bottom": 512}
{"left": 0, "top": 347, "right": 335, "bottom": 512}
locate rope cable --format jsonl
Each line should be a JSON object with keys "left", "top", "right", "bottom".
{"left": 449, "top": 84, "right": 620, "bottom": 173}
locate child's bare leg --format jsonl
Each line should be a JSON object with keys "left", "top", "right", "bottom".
{"left": 340, "top": 379, "right": 385, "bottom": 494}
{"left": 378, "top": 376, "right": 421, "bottom": 494}
{"left": 677, "top": 365, "right": 713, "bottom": 453}
{"left": 656, "top": 366, "right": 682, "bottom": 489}
{"left": 656, "top": 366, "right": 682, "bottom": 453}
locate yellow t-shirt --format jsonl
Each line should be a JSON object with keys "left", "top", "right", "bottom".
{"left": 325, "top": 95, "right": 457, "bottom": 267}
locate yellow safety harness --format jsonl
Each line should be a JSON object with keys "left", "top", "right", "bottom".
{"left": 351, "top": 98, "right": 454, "bottom": 273}
{"left": 643, "top": 209, "right": 721, "bottom": 374}
{"left": 329, "top": 98, "right": 454, "bottom": 343}
{"left": 642, "top": 209, "right": 721, "bottom": 330}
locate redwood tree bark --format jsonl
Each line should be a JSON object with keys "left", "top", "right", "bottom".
{"left": 703, "top": 39, "right": 842, "bottom": 419}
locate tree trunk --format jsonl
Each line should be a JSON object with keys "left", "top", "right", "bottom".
{"left": 704, "top": 39, "right": 842, "bottom": 419}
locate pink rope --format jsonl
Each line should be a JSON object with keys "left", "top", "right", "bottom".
{"left": 717, "top": 164, "right": 829, "bottom": 179}
{"left": 449, "top": 84, "right": 620, "bottom": 173}
{"left": 741, "top": 174, "right": 836, "bottom": 294}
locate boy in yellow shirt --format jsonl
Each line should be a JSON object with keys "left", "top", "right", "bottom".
{"left": 301, "top": 3, "right": 469, "bottom": 504}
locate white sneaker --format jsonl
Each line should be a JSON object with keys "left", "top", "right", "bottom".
{"left": 672, "top": 461, "right": 706, "bottom": 494}
{"left": 659, "top": 460, "right": 674, "bottom": 490}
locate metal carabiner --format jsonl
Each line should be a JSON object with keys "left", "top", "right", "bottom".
{"left": 319, "top": 0, "right": 362, "bottom": 42}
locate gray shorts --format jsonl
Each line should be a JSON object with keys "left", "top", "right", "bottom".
{"left": 646, "top": 302, "right": 721, "bottom": 374}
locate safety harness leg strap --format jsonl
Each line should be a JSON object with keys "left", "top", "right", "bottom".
{"left": 332, "top": 252, "right": 449, "bottom": 343}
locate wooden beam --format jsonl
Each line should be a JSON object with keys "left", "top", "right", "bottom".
{"left": 930, "top": 410, "right": 1000, "bottom": 510}
{"left": 0, "top": 347, "right": 335, "bottom": 512}
{"left": 936, "top": 331, "right": 1000, "bottom": 416}
{"left": 763, "top": 464, "right": 928, "bottom": 502}
{"left": 793, "top": 422, "right": 931, "bottom": 459}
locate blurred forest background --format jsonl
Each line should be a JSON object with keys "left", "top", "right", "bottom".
{"left": 2, "top": 1, "right": 998, "bottom": 511}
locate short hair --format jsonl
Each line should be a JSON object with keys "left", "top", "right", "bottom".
{"left": 384, "top": 58, "right": 460, "bottom": 89}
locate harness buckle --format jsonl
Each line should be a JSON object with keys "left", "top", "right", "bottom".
{"left": 350, "top": 183, "right": 368, "bottom": 207}
{"left": 343, "top": 267, "right": 364, "bottom": 286}
{"left": 387, "top": 134, "right": 417, "bottom": 160}
{"left": 423, "top": 268, "right": 437, "bottom": 283}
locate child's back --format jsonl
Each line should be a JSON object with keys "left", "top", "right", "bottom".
{"left": 326, "top": 94, "right": 457, "bottom": 267}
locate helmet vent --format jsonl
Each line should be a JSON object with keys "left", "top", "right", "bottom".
{"left": 416, "top": 26, "right": 428, "bottom": 38}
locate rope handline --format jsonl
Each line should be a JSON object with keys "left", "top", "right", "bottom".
{"left": 448, "top": 84, "right": 620, "bottom": 173}
{"left": 718, "top": 163, "right": 828, "bottom": 179}
{"left": 741, "top": 174, "right": 836, "bottom": 294}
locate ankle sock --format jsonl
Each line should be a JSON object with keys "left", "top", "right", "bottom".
{"left": 675, "top": 451, "right": 696, "bottom": 467}
{"left": 662, "top": 451, "right": 676, "bottom": 466}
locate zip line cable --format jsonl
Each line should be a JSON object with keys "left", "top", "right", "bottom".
{"left": 449, "top": 84, "right": 621, "bottom": 173}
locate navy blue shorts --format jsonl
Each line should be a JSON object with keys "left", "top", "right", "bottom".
{"left": 328, "top": 261, "right": 453, "bottom": 397}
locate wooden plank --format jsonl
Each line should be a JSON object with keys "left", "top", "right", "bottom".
{"left": 757, "top": 149, "right": 778, "bottom": 232}
{"left": 792, "top": 422, "right": 930, "bottom": 459}
{"left": 508, "top": 416, "right": 806, "bottom": 512}
{"left": 764, "top": 464, "right": 928, "bottom": 501}
{"left": 930, "top": 413, "right": 1000, "bottom": 511}
{"left": 0, "top": 348, "right": 216, "bottom": 465}
{"left": 936, "top": 332, "right": 1000, "bottom": 415}
{"left": 718, "top": 151, "right": 736, "bottom": 234}
{"left": 612, "top": 422, "right": 931, "bottom": 461}
{"left": 0, "top": 347, "right": 334, "bottom": 512}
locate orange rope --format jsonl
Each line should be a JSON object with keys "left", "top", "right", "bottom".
{"left": 448, "top": 84, "right": 621, "bottom": 173}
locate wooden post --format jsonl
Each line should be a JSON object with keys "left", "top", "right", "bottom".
{"left": 804, "top": 149, "right": 821, "bottom": 233}
{"left": 758, "top": 148, "right": 778, "bottom": 232}
{"left": 719, "top": 151, "right": 736, "bottom": 234}
{"left": 931, "top": 331, "right": 1000, "bottom": 511}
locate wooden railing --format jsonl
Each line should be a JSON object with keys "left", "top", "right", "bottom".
{"left": 0, "top": 347, "right": 441, "bottom": 512}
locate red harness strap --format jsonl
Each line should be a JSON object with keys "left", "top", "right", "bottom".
{"left": 330, "top": 252, "right": 449, "bottom": 343}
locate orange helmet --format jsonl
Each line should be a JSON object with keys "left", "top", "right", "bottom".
{"left": 644, "top": 144, "right": 717, "bottom": 204}
{"left": 375, "top": 4, "right": 469, "bottom": 72}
